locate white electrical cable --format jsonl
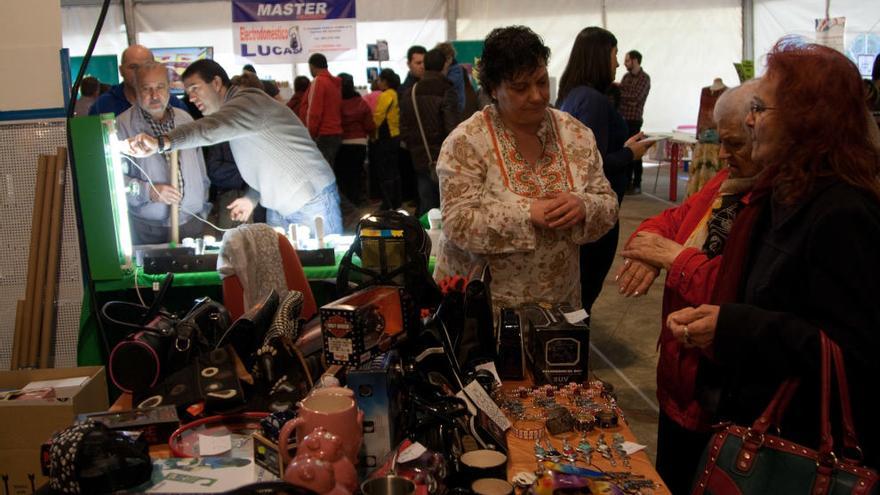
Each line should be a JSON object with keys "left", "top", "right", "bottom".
{"left": 132, "top": 272, "right": 147, "bottom": 307}
{"left": 120, "top": 154, "right": 233, "bottom": 233}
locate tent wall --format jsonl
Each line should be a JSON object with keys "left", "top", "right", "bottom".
{"left": 606, "top": 0, "right": 741, "bottom": 133}
{"left": 61, "top": 4, "right": 128, "bottom": 59}
{"left": 60, "top": 1, "right": 880, "bottom": 131}
{"left": 458, "top": 0, "right": 741, "bottom": 133}
{"left": 755, "top": 0, "right": 880, "bottom": 75}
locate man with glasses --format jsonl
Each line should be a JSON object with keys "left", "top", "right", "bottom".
{"left": 116, "top": 62, "right": 209, "bottom": 244}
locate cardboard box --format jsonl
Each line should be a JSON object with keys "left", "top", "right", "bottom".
{"left": 0, "top": 366, "right": 109, "bottom": 494}
{"left": 347, "top": 351, "right": 404, "bottom": 473}
{"left": 521, "top": 303, "right": 590, "bottom": 385}
{"left": 252, "top": 431, "right": 295, "bottom": 479}
{"left": 320, "top": 286, "right": 413, "bottom": 366}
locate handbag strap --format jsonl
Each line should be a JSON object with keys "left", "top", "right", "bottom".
{"left": 410, "top": 82, "right": 435, "bottom": 167}
{"left": 751, "top": 378, "right": 800, "bottom": 435}
{"left": 820, "top": 332, "right": 864, "bottom": 462}
{"left": 818, "top": 332, "right": 834, "bottom": 458}
{"left": 831, "top": 341, "right": 861, "bottom": 459}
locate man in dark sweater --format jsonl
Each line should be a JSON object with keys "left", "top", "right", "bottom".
{"left": 89, "top": 44, "right": 189, "bottom": 116}
{"left": 399, "top": 48, "right": 461, "bottom": 216}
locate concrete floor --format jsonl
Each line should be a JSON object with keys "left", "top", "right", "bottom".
{"left": 588, "top": 160, "right": 688, "bottom": 463}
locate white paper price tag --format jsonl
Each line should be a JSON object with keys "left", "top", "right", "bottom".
{"left": 621, "top": 441, "right": 647, "bottom": 455}
{"left": 397, "top": 442, "right": 427, "bottom": 464}
{"left": 198, "top": 434, "right": 232, "bottom": 456}
{"left": 563, "top": 309, "right": 589, "bottom": 325}
{"left": 464, "top": 381, "right": 511, "bottom": 431}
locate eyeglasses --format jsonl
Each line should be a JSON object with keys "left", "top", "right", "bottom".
{"left": 749, "top": 101, "right": 776, "bottom": 115}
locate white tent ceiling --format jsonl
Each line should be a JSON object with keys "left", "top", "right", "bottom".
{"left": 61, "top": 0, "right": 880, "bottom": 132}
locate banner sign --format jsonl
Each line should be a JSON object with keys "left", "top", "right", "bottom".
{"left": 232, "top": 0, "right": 357, "bottom": 64}
{"left": 815, "top": 16, "right": 846, "bottom": 53}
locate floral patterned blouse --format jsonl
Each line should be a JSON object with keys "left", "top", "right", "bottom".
{"left": 434, "top": 105, "right": 618, "bottom": 311}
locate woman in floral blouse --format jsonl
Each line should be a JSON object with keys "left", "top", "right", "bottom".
{"left": 434, "top": 25, "right": 619, "bottom": 312}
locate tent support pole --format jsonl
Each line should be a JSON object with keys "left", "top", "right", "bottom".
{"left": 742, "top": 0, "right": 754, "bottom": 61}
{"left": 123, "top": 0, "right": 137, "bottom": 45}
{"left": 446, "top": 0, "right": 457, "bottom": 41}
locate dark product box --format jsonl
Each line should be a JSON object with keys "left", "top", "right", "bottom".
{"left": 521, "top": 303, "right": 590, "bottom": 385}
{"left": 496, "top": 308, "right": 526, "bottom": 380}
{"left": 320, "top": 286, "right": 413, "bottom": 366}
{"left": 296, "top": 247, "right": 336, "bottom": 266}
{"left": 253, "top": 431, "right": 296, "bottom": 479}
{"left": 77, "top": 405, "right": 180, "bottom": 445}
{"left": 347, "top": 351, "right": 404, "bottom": 473}
{"left": 0, "top": 367, "right": 108, "bottom": 494}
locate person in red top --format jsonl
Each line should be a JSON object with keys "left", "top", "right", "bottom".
{"left": 298, "top": 53, "right": 343, "bottom": 166}
{"left": 335, "top": 73, "right": 375, "bottom": 206}
{"left": 286, "top": 75, "right": 310, "bottom": 114}
{"left": 615, "top": 80, "right": 761, "bottom": 495}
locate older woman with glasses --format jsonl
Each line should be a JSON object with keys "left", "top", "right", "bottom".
{"left": 433, "top": 25, "right": 618, "bottom": 312}
{"left": 616, "top": 80, "right": 764, "bottom": 494}
{"left": 667, "top": 39, "right": 880, "bottom": 470}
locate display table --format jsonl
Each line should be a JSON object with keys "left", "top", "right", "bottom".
{"left": 647, "top": 131, "right": 698, "bottom": 202}
{"left": 502, "top": 379, "right": 670, "bottom": 494}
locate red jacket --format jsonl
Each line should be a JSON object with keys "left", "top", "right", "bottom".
{"left": 632, "top": 169, "right": 729, "bottom": 431}
{"left": 339, "top": 96, "right": 375, "bottom": 140}
{"left": 297, "top": 69, "right": 343, "bottom": 138}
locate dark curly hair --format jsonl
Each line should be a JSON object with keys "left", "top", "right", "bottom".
{"left": 763, "top": 39, "right": 880, "bottom": 204}
{"left": 477, "top": 26, "right": 550, "bottom": 97}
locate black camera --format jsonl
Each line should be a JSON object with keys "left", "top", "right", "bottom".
{"left": 104, "top": 274, "right": 230, "bottom": 394}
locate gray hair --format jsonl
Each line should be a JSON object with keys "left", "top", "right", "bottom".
{"left": 713, "top": 79, "right": 759, "bottom": 128}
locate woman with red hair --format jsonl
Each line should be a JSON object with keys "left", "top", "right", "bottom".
{"left": 667, "top": 39, "right": 880, "bottom": 473}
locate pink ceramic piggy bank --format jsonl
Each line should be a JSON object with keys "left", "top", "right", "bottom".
{"left": 292, "top": 427, "right": 358, "bottom": 493}
{"left": 284, "top": 456, "right": 350, "bottom": 495}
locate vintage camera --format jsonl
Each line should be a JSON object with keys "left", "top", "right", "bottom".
{"left": 105, "top": 276, "right": 230, "bottom": 394}
{"left": 521, "top": 303, "right": 590, "bottom": 385}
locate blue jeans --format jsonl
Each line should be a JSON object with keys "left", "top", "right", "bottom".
{"left": 266, "top": 183, "right": 343, "bottom": 235}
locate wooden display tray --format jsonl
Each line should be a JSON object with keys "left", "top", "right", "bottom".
{"left": 502, "top": 378, "right": 670, "bottom": 494}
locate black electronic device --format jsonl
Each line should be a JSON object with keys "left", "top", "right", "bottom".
{"left": 135, "top": 246, "right": 195, "bottom": 266}
{"left": 141, "top": 252, "right": 219, "bottom": 274}
{"left": 521, "top": 303, "right": 589, "bottom": 385}
{"left": 296, "top": 247, "right": 336, "bottom": 266}
{"left": 496, "top": 308, "right": 525, "bottom": 380}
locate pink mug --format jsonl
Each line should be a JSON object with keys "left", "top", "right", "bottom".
{"left": 279, "top": 387, "right": 364, "bottom": 464}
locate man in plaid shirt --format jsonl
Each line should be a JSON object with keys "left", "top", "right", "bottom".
{"left": 620, "top": 50, "right": 651, "bottom": 194}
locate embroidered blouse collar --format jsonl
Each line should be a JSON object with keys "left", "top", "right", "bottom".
{"left": 488, "top": 104, "right": 552, "bottom": 145}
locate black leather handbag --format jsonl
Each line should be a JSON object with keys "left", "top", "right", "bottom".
{"left": 691, "top": 332, "right": 878, "bottom": 495}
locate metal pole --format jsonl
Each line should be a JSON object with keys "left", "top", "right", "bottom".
{"left": 742, "top": 0, "right": 754, "bottom": 61}
{"left": 446, "top": 0, "right": 457, "bottom": 41}
{"left": 123, "top": 0, "right": 137, "bottom": 45}
{"left": 601, "top": 0, "right": 607, "bottom": 29}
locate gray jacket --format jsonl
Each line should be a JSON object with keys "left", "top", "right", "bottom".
{"left": 167, "top": 86, "right": 335, "bottom": 216}
{"left": 116, "top": 106, "right": 210, "bottom": 226}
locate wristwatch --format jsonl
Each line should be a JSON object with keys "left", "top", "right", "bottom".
{"left": 156, "top": 134, "right": 171, "bottom": 154}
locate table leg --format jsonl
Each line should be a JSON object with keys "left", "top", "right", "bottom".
{"left": 669, "top": 143, "right": 681, "bottom": 202}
